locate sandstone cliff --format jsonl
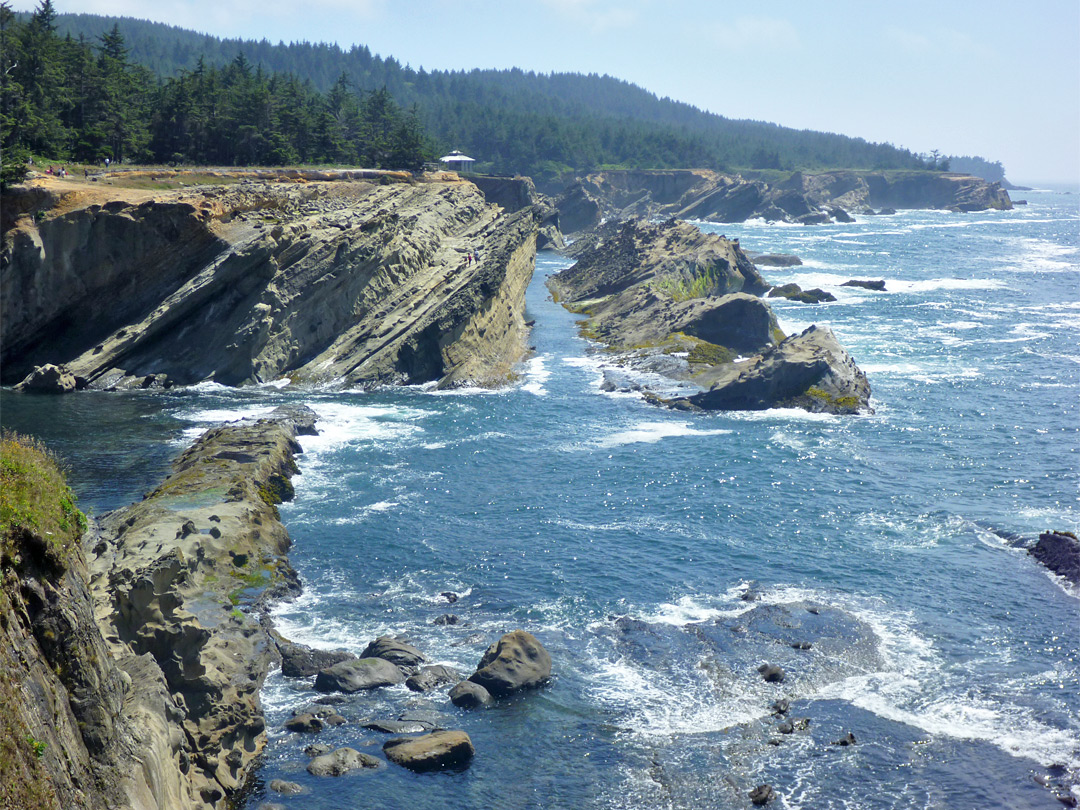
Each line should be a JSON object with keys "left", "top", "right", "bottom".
{"left": 1, "top": 406, "right": 315, "bottom": 809}
{"left": 2, "top": 175, "right": 540, "bottom": 390}
{"left": 554, "top": 168, "right": 1012, "bottom": 232}
{"left": 548, "top": 219, "right": 871, "bottom": 414}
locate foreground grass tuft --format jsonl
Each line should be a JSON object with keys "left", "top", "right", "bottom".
{"left": 0, "top": 432, "right": 86, "bottom": 571}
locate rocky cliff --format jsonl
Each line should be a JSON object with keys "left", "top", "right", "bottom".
{"left": 548, "top": 219, "right": 871, "bottom": 414}
{"left": 2, "top": 174, "right": 541, "bottom": 389}
{"left": 1, "top": 406, "right": 315, "bottom": 809}
{"left": 554, "top": 168, "right": 1012, "bottom": 232}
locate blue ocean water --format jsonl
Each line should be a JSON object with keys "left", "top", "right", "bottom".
{"left": 2, "top": 190, "right": 1078, "bottom": 809}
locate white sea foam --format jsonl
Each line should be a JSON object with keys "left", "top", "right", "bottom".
{"left": 597, "top": 421, "right": 732, "bottom": 447}
{"left": 521, "top": 354, "right": 551, "bottom": 396}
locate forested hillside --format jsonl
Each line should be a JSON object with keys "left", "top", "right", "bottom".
{"left": 4, "top": 2, "right": 1007, "bottom": 185}
{"left": 0, "top": 2, "right": 426, "bottom": 185}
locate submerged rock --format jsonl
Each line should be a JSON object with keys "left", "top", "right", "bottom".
{"left": 306, "top": 747, "right": 383, "bottom": 776}
{"left": 469, "top": 630, "right": 552, "bottom": 697}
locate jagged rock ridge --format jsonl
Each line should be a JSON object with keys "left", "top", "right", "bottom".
{"left": 549, "top": 218, "right": 871, "bottom": 414}
{"left": 555, "top": 168, "right": 1013, "bottom": 232}
{"left": 2, "top": 176, "right": 542, "bottom": 390}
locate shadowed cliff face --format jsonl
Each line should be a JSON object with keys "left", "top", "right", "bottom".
{"left": 554, "top": 169, "right": 1013, "bottom": 233}
{"left": 1, "top": 177, "right": 540, "bottom": 389}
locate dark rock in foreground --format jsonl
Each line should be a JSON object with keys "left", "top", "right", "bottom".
{"left": 383, "top": 730, "right": 474, "bottom": 772}
{"left": 469, "top": 630, "right": 552, "bottom": 697}
{"left": 750, "top": 784, "right": 776, "bottom": 805}
{"left": 278, "top": 640, "right": 355, "bottom": 678}
{"left": 679, "top": 325, "right": 872, "bottom": 415}
{"left": 1030, "top": 531, "right": 1080, "bottom": 585}
{"left": 449, "top": 680, "right": 494, "bottom": 708}
{"left": 14, "top": 362, "right": 78, "bottom": 393}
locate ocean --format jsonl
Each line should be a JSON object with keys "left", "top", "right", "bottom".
{"left": 2, "top": 189, "right": 1077, "bottom": 809}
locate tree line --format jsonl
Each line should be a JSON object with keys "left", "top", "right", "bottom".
{"left": 4, "top": 2, "right": 1008, "bottom": 189}
{"left": 1, "top": 1, "right": 427, "bottom": 186}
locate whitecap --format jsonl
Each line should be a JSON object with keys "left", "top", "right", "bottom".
{"left": 597, "top": 421, "right": 732, "bottom": 447}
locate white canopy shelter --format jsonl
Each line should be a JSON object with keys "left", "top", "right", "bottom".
{"left": 439, "top": 151, "right": 476, "bottom": 170}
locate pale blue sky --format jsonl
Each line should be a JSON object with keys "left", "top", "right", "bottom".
{"left": 14, "top": 0, "right": 1079, "bottom": 184}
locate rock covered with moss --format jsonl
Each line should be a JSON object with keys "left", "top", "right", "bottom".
{"left": 676, "top": 325, "right": 871, "bottom": 414}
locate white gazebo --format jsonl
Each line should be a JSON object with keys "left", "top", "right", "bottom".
{"left": 439, "top": 150, "right": 476, "bottom": 173}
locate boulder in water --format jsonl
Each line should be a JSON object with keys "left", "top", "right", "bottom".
{"left": 683, "top": 325, "right": 871, "bottom": 414}
{"left": 15, "top": 363, "right": 78, "bottom": 393}
{"left": 306, "top": 747, "right": 383, "bottom": 776}
{"left": 406, "top": 665, "right": 462, "bottom": 693}
{"left": 469, "top": 630, "right": 552, "bottom": 697}
{"left": 449, "top": 679, "right": 494, "bottom": 708}
{"left": 359, "top": 636, "right": 426, "bottom": 669}
{"left": 383, "top": 730, "right": 474, "bottom": 772}
{"left": 313, "top": 658, "right": 406, "bottom": 693}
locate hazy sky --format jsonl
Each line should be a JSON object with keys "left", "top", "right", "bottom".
{"left": 14, "top": 0, "right": 1080, "bottom": 184}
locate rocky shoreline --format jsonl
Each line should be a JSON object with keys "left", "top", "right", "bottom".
{"left": 554, "top": 168, "right": 1013, "bottom": 233}
{"left": 548, "top": 219, "right": 872, "bottom": 415}
{"left": 1, "top": 405, "right": 313, "bottom": 808}
{"left": 2, "top": 173, "right": 545, "bottom": 391}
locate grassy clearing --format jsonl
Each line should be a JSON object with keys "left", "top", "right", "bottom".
{"left": 0, "top": 433, "right": 86, "bottom": 571}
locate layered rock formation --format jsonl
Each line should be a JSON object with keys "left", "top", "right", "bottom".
{"left": 554, "top": 168, "right": 1012, "bottom": 232}
{"left": 1, "top": 406, "right": 314, "bottom": 809}
{"left": 549, "top": 219, "right": 871, "bottom": 414}
{"left": 675, "top": 325, "right": 871, "bottom": 415}
{"left": 2, "top": 175, "right": 542, "bottom": 390}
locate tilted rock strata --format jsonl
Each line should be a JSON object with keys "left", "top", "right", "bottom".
{"left": 2, "top": 177, "right": 540, "bottom": 389}
{"left": 550, "top": 219, "right": 870, "bottom": 413}
{"left": 678, "top": 325, "right": 872, "bottom": 415}
{"left": 554, "top": 169, "right": 1012, "bottom": 232}
{"left": 0, "top": 406, "right": 314, "bottom": 809}
{"left": 89, "top": 405, "right": 315, "bottom": 806}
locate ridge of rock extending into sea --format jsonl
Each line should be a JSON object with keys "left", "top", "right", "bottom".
{"left": 547, "top": 218, "right": 872, "bottom": 414}
{"left": 1, "top": 405, "right": 314, "bottom": 809}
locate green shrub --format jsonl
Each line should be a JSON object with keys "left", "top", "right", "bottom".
{"left": 0, "top": 433, "right": 86, "bottom": 570}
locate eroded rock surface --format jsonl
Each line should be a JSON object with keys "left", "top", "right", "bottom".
{"left": 468, "top": 630, "right": 552, "bottom": 697}
{"left": 549, "top": 218, "right": 870, "bottom": 413}
{"left": 679, "top": 325, "right": 871, "bottom": 414}
{"left": 554, "top": 168, "right": 1011, "bottom": 233}
{"left": 2, "top": 176, "right": 541, "bottom": 390}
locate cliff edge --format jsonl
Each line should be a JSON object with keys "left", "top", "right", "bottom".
{"left": 2, "top": 174, "right": 540, "bottom": 390}
{"left": 1, "top": 407, "right": 315, "bottom": 809}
